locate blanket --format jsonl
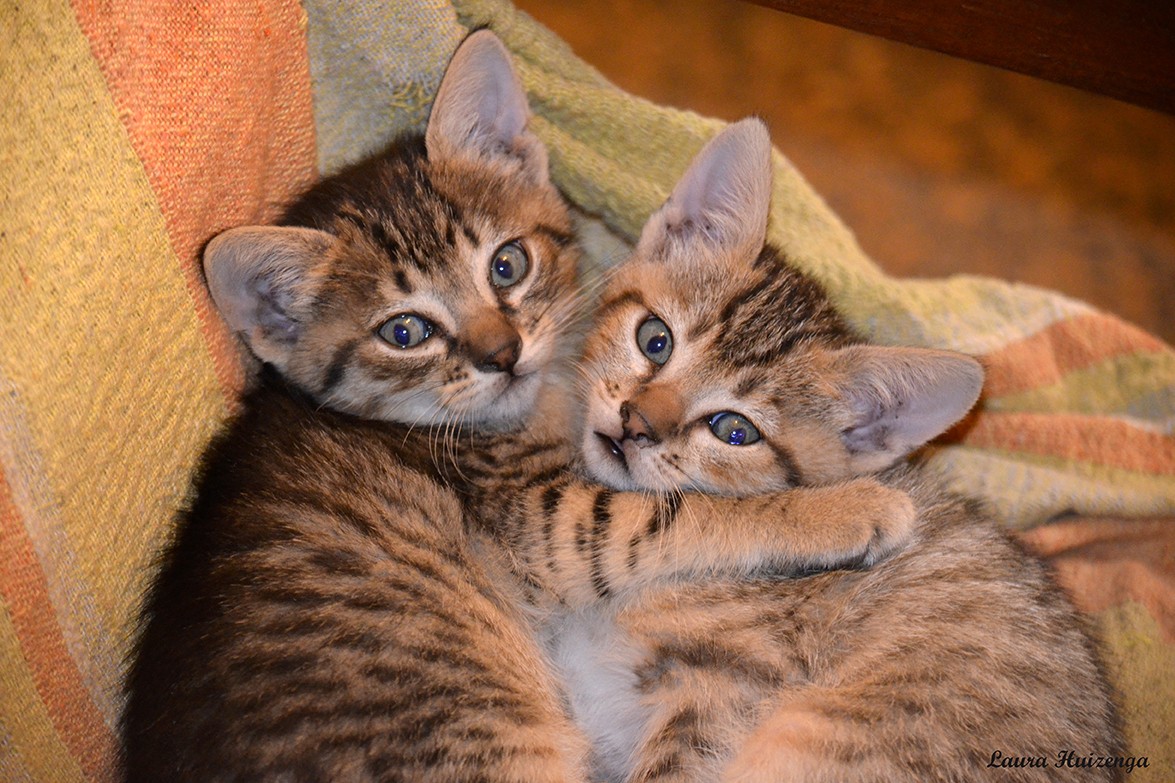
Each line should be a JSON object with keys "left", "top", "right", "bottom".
{"left": 1, "top": 0, "right": 1172, "bottom": 779}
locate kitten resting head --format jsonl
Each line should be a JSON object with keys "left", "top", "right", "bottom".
{"left": 203, "top": 31, "right": 579, "bottom": 429}
{"left": 580, "top": 119, "right": 983, "bottom": 494}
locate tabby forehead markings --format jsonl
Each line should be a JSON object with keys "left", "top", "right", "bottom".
{"left": 324, "top": 151, "right": 483, "bottom": 278}
{"left": 435, "top": 190, "right": 480, "bottom": 249}
{"left": 593, "top": 289, "right": 646, "bottom": 322}
{"left": 392, "top": 268, "right": 412, "bottom": 294}
{"left": 713, "top": 268, "right": 849, "bottom": 366}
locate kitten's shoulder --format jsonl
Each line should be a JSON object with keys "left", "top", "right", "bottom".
{"left": 187, "top": 369, "right": 439, "bottom": 516}
{"left": 880, "top": 462, "right": 1055, "bottom": 578}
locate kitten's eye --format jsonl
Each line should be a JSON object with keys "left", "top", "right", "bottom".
{"left": 378, "top": 314, "right": 434, "bottom": 348}
{"left": 708, "top": 412, "right": 760, "bottom": 446}
{"left": 637, "top": 316, "right": 673, "bottom": 365}
{"left": 490, "top": 241, "right": 530, "bottom": 288}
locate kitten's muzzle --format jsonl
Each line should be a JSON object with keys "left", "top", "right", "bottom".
{"left": 595, "top": 432, "right": 628, "bottom": 468}
{"left": 464, "top": 309, "right": 522, "bottom": 374}
{"left": 619, "top": 385, "right": 683, "bottom": 447}
{"left": 462, "top": 305, "right": 524, "bottom": 373}
{"left": 475, "top": 336, "right": 521, "bottom": 374}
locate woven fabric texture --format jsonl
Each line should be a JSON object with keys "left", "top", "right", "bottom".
{"left": 1, "top": 0, "right": 1172, "bottom": 778}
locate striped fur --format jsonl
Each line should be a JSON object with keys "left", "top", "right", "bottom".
{"left": 123, "top": 36, "right": 913, "bottom": 781}
{"left": 122, "top": 32, "right": 593, "bottom": 782}
{"left": 555, "top": 120, "right": 1122, "bottom": 782}
{"left": 122, "top": 381, "right": 591, "bottom": 781}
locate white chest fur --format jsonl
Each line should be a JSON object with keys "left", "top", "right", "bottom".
{"left": 546, "top": 605, "right": 650, "bottom": 782}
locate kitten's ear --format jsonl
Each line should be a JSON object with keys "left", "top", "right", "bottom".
{"left": 425, "top": 30, "right": 548, "bottom": 184}
{"left": 203, "top": 226, "right": 335, "bottom": 368}
{"left": 827, "top": 345, "right": 984, "bottom": 474}
{"left": 637, "top": 118, "right": 772, "bottom": 261}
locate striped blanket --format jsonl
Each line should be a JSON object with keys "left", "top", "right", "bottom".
{"left": 2, "top": 1, "right": 1172, "bottom": 779}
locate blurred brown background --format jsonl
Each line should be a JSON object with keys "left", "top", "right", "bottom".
{"left": 514, "top": 0, "right": 1175, "bottom": 345}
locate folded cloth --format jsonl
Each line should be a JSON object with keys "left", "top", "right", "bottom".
{"left": 1, "top": 0, "right": 1171, "bottom": 779}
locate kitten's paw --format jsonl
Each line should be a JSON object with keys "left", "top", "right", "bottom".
{"left": 768, "top": 479, "right": 918, "bottom": 574}
{"left": 788, "top": 479, "right": 917, "bottom": 571}
{"left": 847, "top": 482, "right": 917, "bottom": 567}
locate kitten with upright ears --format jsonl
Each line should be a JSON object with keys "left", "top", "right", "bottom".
{"left": 124, "top": 31, "right": 920, "bottom": 781}
{"left": 556, "top": 118, "right": 1122, "bottom": 782}
{"left": 122, "top": 31, "right": 592, "bottom": 783}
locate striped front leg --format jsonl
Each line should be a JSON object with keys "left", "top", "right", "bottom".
{"left": 483, "top": 474, "right": 917, "bottom": 607}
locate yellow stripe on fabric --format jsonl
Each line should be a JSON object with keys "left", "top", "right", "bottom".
{"left": 988, "top": 351, "right": 1175, "bottom": 422}
{"left": 0, "top": 608, "right": 86, "bottom": 783}
{"left": 1095, "top": 602, "right": 1175, "bottom": 779}
{"left": 0, "top": 714, "right": 39, "bottom": 783}
{"left": 0, "top": 374, "right": 121, "bottom": 731}
{"left": 0, "top": 0, "right": 226, "bottom": 681}
{"left": 929, "top": 446, "right": 1175, "bottom": 528}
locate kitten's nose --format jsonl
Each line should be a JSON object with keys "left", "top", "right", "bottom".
{"left": 620, "top": 385, "right": 683, "bottom": 446}
{"left": 466, "top": 309, "right": 522, "bottom": 374}
{"left": 478, "top": 336, "right": 521, "bottom": 374}
{"left": 620, "top": 402, "right": 659, "bottom": 444}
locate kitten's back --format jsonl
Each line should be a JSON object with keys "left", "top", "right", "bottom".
{"left": 123, "top": 378, "right": 588, "bottom": 781}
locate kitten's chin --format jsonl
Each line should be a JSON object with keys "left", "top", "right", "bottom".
{"left": 470, "top": 369, "right": 546, "bottom": 431}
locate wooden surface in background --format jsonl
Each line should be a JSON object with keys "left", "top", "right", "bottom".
{"left": 749, "top": 0, "right": 1175, "bottom": 114}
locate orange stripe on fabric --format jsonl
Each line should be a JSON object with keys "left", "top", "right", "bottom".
{"left": 70, "top": 0, "right": 318, "bottom": 402}
{"left": 960, "top": 412, "right": 1175, "bottom": 476}
{"left": 1017, "top": 518, "right": 1175, "bottom": 643}
{"left": 0, "top": 470, "right": 117, "bottom": 782}
{"left": 983, "top": 312, "right": 1169, "bottom": 399}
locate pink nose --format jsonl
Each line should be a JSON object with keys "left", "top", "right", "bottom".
{"left": 477, "top": 336, "right": 521, "bottom": 374}
{"left": 465, "top": 309, "right": 522, "bottom": 374}
{"left": 620, "top": 385, "right": 683, "bottom": 446}
{"left": 620, "top": 401, "right": 657, "bottom": 443}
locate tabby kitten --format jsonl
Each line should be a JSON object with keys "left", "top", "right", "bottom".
{"left": 555, "top": 119, "right": 1123, "bottom": 783}
{"left": 122, "top": 32, "right": 592, "bottom": 783}
{"left": 124, "top": 33, "right": 916, "bottom": 781}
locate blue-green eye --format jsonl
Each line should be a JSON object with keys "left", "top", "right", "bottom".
{"left": 637, "top": 316, "right": 673, "bottom": 365}
{"left": 378, "top": 314, "right": 433, "bottom": 348}
{"left": 490, "top": 241, "right": 529, "bottom": 287}
{"left": 708, "top": 412, "right": 760, "bottom": 446}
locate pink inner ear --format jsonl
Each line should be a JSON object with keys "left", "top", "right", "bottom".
{"left": 251, "top": 276, "right": 301, "bottom": 345}
{"left": 637, "top": 119, "right": 773, "bottom": 261}
{"left": 834, "top": 345, "right": 984, "bottom": 472}
{"left": 425, "top": 31, "right": 542, "bottom": 178}
{"left": 203, "top": 226, "right": 335, "bottom": 364}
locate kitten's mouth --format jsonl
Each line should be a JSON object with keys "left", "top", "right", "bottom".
{"left": 595, "top": 431, "right": 628, "bottom": 470}
{"left": 497, "top": 369, "right": 537, "bottom": 396}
